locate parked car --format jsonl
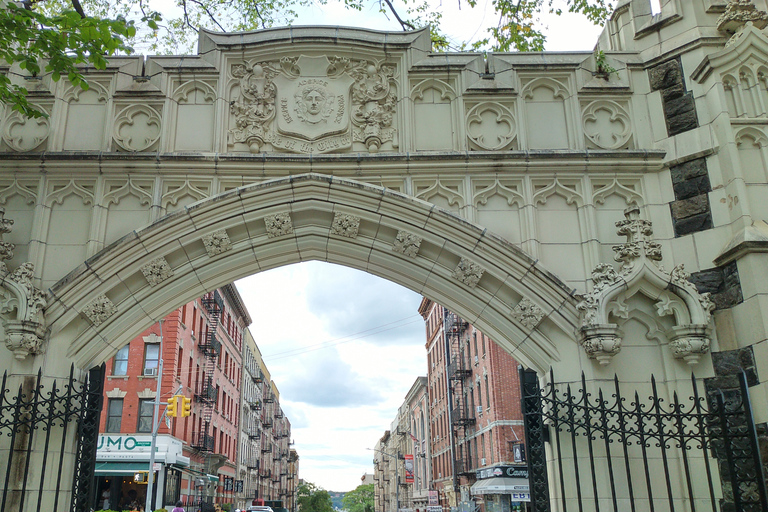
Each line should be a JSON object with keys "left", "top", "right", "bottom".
{"left": 247, "top": 506, "right": 274, "bottom": 512}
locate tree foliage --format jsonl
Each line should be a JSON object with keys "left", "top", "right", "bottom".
{"left": 297, "top": 481, "right": 334, "bottom": 512}
{"left": 0, "top": 0, "right": 616, "bottom": 117}
{"left": 341, "top": 483, "right": 374, "bottom": 512}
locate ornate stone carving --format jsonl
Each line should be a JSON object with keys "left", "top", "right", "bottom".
{"left": 140, "top": 257, "right": 174, "bottom": 286}
{"left": 511, "top": 298, "right": 545, "bottom": 329}
{"left": 265, "top": 212, "right": 294, "bottom": 238}
{"left": 0, "top": 208, "right": 47, "bottom": 359}
{"left": 228, "top": 55, "right": 398, "bottom": 154}
{"left": 466, "top": 102, "right": 516, "bottom": 151}
{"left": 2, "top": 108, "right": 50, "bottom": 152}
{"left": 202, "top": 229, "right": 232, "bottom": 256}
{"left": 113, "top": 105, "right": 162, "bottom": 152}
{"left": 582, "top": 100, "right": 632, "bottom": 150}
{"left": 82, "top": 294, "right": 118, "bottom": 326}
{"left": 452, "top": 258, "right": 484, "bottom": 288}
{"left": 392, "top": 230, "right": 422, "bottom": 258}
{"left": 331, "top": 213, "right": 360, "bottom": 238}
{"left": 717, "top": 1, "right": 768, "bottom": 34}
{"left": 577, "top": 206, "right": 715, "bottom": 365}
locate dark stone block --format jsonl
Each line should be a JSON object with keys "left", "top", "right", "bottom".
{"left": 712, "top": 347, "right": 758, "bottom": 385}
{"left": 724, "top": 261, "right": 741, "bottom": 289}
{"left": 670, "top": 158, "right": 709, "bottom": 183}
{"left": 665, "top": 93, "right": 696, "bottom": 117}
{"left": 673, "top": 210, "right": 712, "bottom": 236}
{"left": 649, "top": 59, "right": 682, "bottom": 91}
{"left": 712, "top": 287, "right": 743, "bottom": 309}
{"left": 671, "top": 194, "right": 710, "bottom": 219}
{"left": 661, "top": 83, "right": 686, "bottom": 101}
{"left": 689, "top": 268, "right": 725, "bottom": 294}
{"left": 668, "top": 110, "right": 699, "bottom": 135}
{"left": 673, "top": 175, "right": 712, "bottom": 200}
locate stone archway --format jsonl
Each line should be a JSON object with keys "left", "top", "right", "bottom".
{"left": 39, "top": 173, "right": 582, "bottom": 379}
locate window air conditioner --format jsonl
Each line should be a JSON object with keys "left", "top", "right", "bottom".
{"left": 476, "top": 406, "right": 483, "bottom": 415}
{"left": 474, "top": 356, "right": 479, "bottom": 365}
{"left": 144, "top": 368, "right": 158, "bottom": 376}
{"left": 481, "top": 458, "right": 486, "bottom": 466}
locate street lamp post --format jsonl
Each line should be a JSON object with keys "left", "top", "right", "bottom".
{"left": 368, "top": 448, "right": 399, "bottom": 512}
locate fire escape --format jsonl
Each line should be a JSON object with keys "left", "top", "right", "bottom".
{"left": 445, "top": 310, "right": 475, "bottom": 480}
{"left": 192, "top": 291, "right": 223, "bottom": 452}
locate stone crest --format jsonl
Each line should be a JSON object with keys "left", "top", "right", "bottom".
{"left": 229, "top": 55, "right": 397, "bottom": 154}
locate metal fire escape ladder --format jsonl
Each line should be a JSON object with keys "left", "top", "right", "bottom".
{"left": 445, "top": 310, "right": 475, "bottom": 480}
{"left": 193, "top": 290, "right": 223, "bottom": 452}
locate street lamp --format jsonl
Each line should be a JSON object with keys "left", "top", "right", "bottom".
{"left": 368, "top": 448, "right": 400, "bottom": 512}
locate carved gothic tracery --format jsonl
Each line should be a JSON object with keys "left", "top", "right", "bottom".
{"left": 577, "top": 206, "right": 715, "bottom": 365}
{"left": 0, "top": 208, "right": 48, "bottom": 359}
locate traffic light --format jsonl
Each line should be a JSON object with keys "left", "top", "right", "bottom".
{"left": 166, "top": 395, "right": 178, "bottom": 418}
{"left": 181, "top": 396, "right": 192, "bottom": 417}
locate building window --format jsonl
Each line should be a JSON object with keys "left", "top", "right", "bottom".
{"left": 144, "top": 343, "right": 160, "bottom": 375}
{"left": 113, "top": 344, "right": 130, "bottom": 376}
{"left": 138, "top": 399, "right": 154, "bottom": 432}
{"left": 106, "top": 398, "right": 123, "bottom": 432}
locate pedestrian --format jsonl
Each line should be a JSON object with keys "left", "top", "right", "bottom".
{"left": 172, "top": 500, "right": 185, "bottom": 512}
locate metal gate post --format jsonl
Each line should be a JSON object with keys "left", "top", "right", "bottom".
{"left": 70, "top": 364, "right": 105, "bottom": 512}
{"left": 519, "top": 367, "right": 550, "bottom": 512}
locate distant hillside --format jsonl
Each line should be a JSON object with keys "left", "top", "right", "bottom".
{"left": 328, "top": 491, "right": 345, "bottom": 510}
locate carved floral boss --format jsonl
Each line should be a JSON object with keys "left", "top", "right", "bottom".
{"left": 228, "top": 55, "right": 397, "bottom": 155}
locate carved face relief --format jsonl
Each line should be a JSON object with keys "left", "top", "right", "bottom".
{"left": 295, "top": 84, "right": 334, "bottom": 123}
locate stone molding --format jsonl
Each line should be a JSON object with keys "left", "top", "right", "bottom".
{"left": 717, "top": 1, "right": 768, "bottom": 34}
{"left": 265, "top": 212, "right": 294, "bottom": 238}
{"left": 106, "top": 388, "right": 127, "bottom": 398}
{"left": 392, "top": 230, "right": 422, "bottom": 258}
{"left": 451, "top": 258, "right": 485, "bottom": 288}
{"left": 577, "top": 206, "right": 715, "bottom": 365}
{"left": 331, "top": 213, "right": 360, "bottom": 238}
{"left": 511, "top": 298, "right": 545, "bottom": 330}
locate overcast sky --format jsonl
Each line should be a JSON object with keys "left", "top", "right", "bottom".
{"left": 233, "top": 0, "right": 613, "bottom": 493}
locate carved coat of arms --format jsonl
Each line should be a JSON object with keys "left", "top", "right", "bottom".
{"left": 228, "top": 55, "right": 397, "bottom": 154}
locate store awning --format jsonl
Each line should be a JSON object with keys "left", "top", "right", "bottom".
{"left": 470, "top": 477, "right": 530, "bottom": 498}
{"left": 94, "top": 462, "right": 152, "bottom": 476}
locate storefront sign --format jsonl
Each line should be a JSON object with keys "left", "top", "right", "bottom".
{"left": 510, "top": 493, "right": 530, "bottom": 502}
{"left": 96, "top": 434, "right": 189, "bottom": 465}
{"left": 475, "top": 465, "right": 528, "bottom": 480}
{"left": 428, "top": 491, "right": 438, "bottom": 506}
{"left": 427, "top": 506, "right": 442, "bottom": 512}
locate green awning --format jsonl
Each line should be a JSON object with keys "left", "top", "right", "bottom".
{"left": 94, "top": 461, "right": 153, "bottom": 476}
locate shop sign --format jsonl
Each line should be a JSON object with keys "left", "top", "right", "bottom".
{"left": 509, "top": 493, "right": 530, "bottom": 502}
{"left": 476, "top": 466, "right": 528, "bottom": 480}
{"left": 427, "top": 506, "right": 442, "bottom": 512}
{"left": 428, "top": 491, "right": 438, "bottom": 506}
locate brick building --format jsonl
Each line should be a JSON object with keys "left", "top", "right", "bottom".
{"left": 416, "top": 299, "right": 527, "bottom": 512}
{"left": 95, "top": 285, "right": 251, "bottom": 510}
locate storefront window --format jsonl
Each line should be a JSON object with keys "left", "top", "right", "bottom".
{"left": 113, "top": 344, "right": 129, "bottom": 375}
{"left": 106, "top": 398, "right": 123, "bottom": 432}
{"left": 138, "top": 399, "right": 153, "bottom": 432}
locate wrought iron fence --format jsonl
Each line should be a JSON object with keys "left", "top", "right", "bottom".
{"left": 0, "top": 364, "right": 104, "bottom": 512}
{"left": 520, "top": 367, "right": 768, "bottom": 512}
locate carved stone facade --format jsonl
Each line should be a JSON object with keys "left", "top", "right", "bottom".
{"left": 202, "top": 229, "right": 233, "bottom": 256}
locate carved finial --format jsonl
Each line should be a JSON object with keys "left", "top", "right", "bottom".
{"left": 613, "top": 206, "right": 662, "bottom": 270}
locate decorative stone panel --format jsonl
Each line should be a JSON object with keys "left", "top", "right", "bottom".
{"left": 2, "top": 106, "right": 51, "bottom": 152}
{"left": 113, "top": 104, "right": 162, "bottom": 152}
{"left": 82, "top": 295, "right": 118, "bottom": 326}
{"left": 510, "top": 298, "right": 545, "bottom": 329}
{"left": 392, "top": 230, "right": 422, "bottom": 257}
{"left": 202, "top": 229, "right": 233, "bottom": 256}
{"left": 331, "top": 213, "right": 360, "bottom": 238}
{"left": 465, "top": 101, "right": 517, "bottom": 151}
{"left": 451, "top": 258, "right": 484, "bottom": 288}
{"left": 581, "top": 100, "right": 632, "bottom": 149}
{"left": 265, "top": 212, "right": 294, "bottom": 238}
{"left": 140, "top": 257, "right": 174, "bottom": 286}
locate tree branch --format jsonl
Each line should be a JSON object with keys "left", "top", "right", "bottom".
{"left": 70, "top": 0, "right": 86, "bottom": 18}
{"left": 381, "top": 0, "right": 415, "bottom": 31}
{"left": 180, "top": 0, "right": 199, "bottom": 33}
{"left": 187, "top": 0, "right": 226, "bottom": 32}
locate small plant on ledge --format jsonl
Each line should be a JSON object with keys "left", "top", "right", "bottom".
{"left": 594, "top": 49, "right": 619, "bottom": 80}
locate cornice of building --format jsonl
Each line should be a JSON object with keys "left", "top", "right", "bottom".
{"left": 222, "top": 283, "right": 252, "bottom": 326}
